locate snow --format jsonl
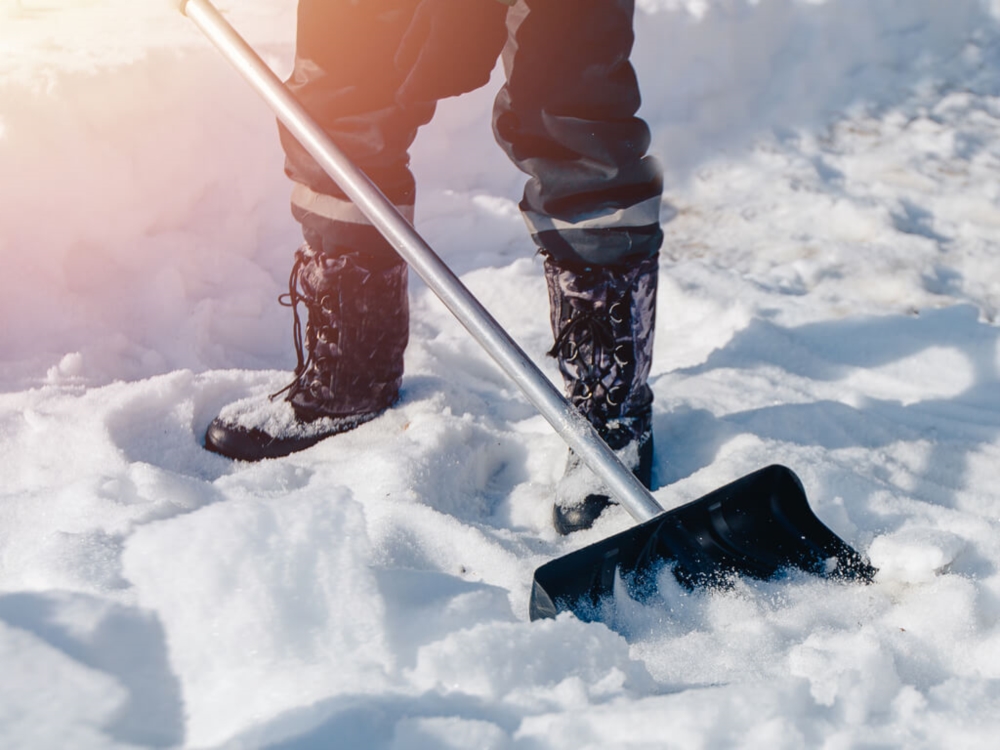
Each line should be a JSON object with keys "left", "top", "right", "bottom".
{"left": 3, "top": 0, "right": 1000, "bottom": 747}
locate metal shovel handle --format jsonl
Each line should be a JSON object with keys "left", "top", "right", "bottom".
{"left": 179, "top": 0, "right": 665, "bottom": 524}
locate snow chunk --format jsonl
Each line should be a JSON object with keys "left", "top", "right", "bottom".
{"left": 789, "top": 630, "right": 901, "bottom": 719}
{"left": 869, "top": 527, "right": 967, "bottom": 584}
{"left": 0, "top": 591, "right": 183, "bottom": 747}
{"left": 123, "top": 488, "right": 391, "bottom": 747}
{"left": 0, "top": 620, "right": 130, "bottom": 749}
{"left": 45, "top": 351, "right": 84, "bottom": 384}
{"left": 408, "top": 615, "right": 653, "bottom": 709}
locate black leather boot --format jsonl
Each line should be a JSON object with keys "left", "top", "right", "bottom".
{"left": 545, "top": 254, "right": 658, "bottom": 534}
{"left": 205, "top": 244, "right": 408, "bottom": 461}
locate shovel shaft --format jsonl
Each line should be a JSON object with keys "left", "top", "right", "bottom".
{"left": 181, "top": 0, "right": 665, "bottom": 523}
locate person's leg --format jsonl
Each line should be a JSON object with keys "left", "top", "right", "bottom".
{"left": 282, "top": 0, "right": 432, "bottom": 264}
{"left": 206, "top": 0, "right": 508, "bottom": 461}
{"left": 493, "top": 0, "right": 663, "bottom": 531}
{"left": 284, "top": 0, "right": 509, "bottom": 262}
{"left": 494, "top": 0, "right": 663, "bottom": 267}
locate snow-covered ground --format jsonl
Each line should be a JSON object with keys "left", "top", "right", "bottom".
{"left": 3, "top": 0, "right": 1000, "bottom": 747}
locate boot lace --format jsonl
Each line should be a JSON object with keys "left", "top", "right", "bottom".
{"left": 270, "top": 251, "right": 322, "bottom": 402}
{"left": 548, "top": 303, "right": 633, "bottom": 410}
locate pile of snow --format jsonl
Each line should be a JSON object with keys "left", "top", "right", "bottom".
{"left": 4, "top": 0, "right": 1000, "bottom": 747}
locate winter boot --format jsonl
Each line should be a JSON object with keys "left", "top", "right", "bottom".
{"left": 204, "top": 244, "right": 408, "bottom": 461}
{"left": 545, "top": 254, "right": 658, "bottom": 534}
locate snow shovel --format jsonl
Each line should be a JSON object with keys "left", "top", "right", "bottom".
{"left": 176, "top": 0, "right": 875, "bottom": 622}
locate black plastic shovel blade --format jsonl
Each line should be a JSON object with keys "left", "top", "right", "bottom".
{"left": 529, "top": 465, "right": 875, "bottom": 621}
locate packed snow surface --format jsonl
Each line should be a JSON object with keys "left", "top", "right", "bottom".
{"left": 4, "top": 0, "right": 1000, "bottom": 747}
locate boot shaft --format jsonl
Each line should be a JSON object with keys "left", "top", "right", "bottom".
{"left": 544, "top": 254, "right": 658, "bottom": 429}
{"left": 284, "top": 244, "right": 409, "bottom": 419}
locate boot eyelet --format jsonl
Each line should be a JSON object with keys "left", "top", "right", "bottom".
{"left": 609, "top": 302, "right": 624, "bottom": 324}
{"left": 606, "top": 386, "right": 624, "bottom": 407}
{"left": 319, "top": 295, "right": 334, "bottom": 312}
{"left": 563, "top": 341, "right": 578, "bottom": 361}
{"left": 578, "top": 382, "right": 593, "bottom": 400}
{"left": 613, "top": 345, "right": 629, "bottom": 367}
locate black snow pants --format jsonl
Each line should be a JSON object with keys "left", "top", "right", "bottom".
{"left": 282, "top": 0, "right": 663, "bottom": 269}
